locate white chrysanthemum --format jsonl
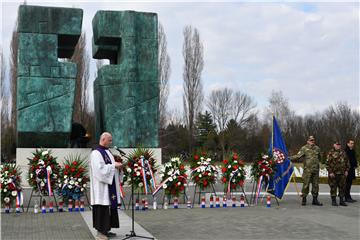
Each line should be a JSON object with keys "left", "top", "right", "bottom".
{"left": 200, "top": 157, "right": 204, "bottom": 161}
{"left": 38, "top": 160, "right": 44, "bottom": 165}
{"left": 0, "top": 178, "right": 3, "bottom": 183}
{"left": 58, "top": 183, "right": 62, "bottom": 187}
{"left": 208, "top": 172, "right": 212, "bottom": 176}
{"left": 11, "top": 190, "right": 17, "bottom": 196}
{"left": 40, "top": 182, "right": 45, "bottom": 187}
{"left": 127, "top": 168, "right": 132, "bottom": 173}
{"left": 169, "top": 177, "right": 173, "bottom": 182}
{"left": 3, "top": 189, "right": 7, "bottom": 192}
{"left": 42, "top": 151, "right": 48, "bottom": 156}
{"left": 81, "top": 188, "right": 84, "bottom": 192}
{"left": 134, "top": 163, "right": 138, "bottom": 167}
{"left": 64, "top": 179, "right": 68, "bottom": 184}
{"left": 199, "top": 174, "right": 202, "bottom": 178}
{"left": 136, "top": 172, "right": 140, "bottom": 176}
{"left": 160, "top": 173, "right": 164, "bottom": 178}
{"left": 68, "top": 185, "right": 73, "bottom": 189}
{"left": 177, "top": 182, "right": 181, "bottom": 186}
{"left": 232, "top": 179, "right": 236, "bottom": 183}
{"left": 228, "top": 165, "right": 232, "bottom": 169}
{"left": 4, "top": 197, "right": 10, "bottom": 203}
{"left": 197, "top": 169, "right": 201, "bottom": 173}
{"left": 83, "top": 184, "right": 87, "bottom": 188}
{"left": 69, "top": 180, "right": 75, "bottom": 185}
{"left": 78, "top": 178, "right": 82, "bottom": 182}
{"left": 75, "top": 181, "right": 79, "bottom": 185}
{"left": 206, "top": 158, "right": 211, "bottom": 162}
{"left": 163, "top": 184, "right": 167, "bottom": 189}
{"left": 46, "top": 166, "right": 52, "bottom": 171}
{"left": 64, "top": 175, "right": 68, "bottom": 179}
{"left": 138, "top": 182, "right": 143, "bottom": 187}
{"left": 7, "top": 178, "right": 12, "bottom": 184}
{"left": 234, "top": 160, "right": 238, "bottom": 163}
{"left": 197, "top": 161, "right": 200, "bottom": 165}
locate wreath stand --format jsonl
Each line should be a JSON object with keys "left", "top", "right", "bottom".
{"left": 26, "top": 189, "right": 58, "bottom": 212}
{"left": 162, "top": 188, "right": 189, "bottom": 207}
{"left": 228, "top": 184, "right": 250, "bottom": 206}
{"left": 192, "top": 183, "right": 217, "bottom": 208}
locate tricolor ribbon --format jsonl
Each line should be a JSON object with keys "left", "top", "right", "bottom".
{"left": 152, "top": 175, "right": 186, "bottom": 197}
{"left": 16, "top": 191, "right": 23, "bottom": 206}
{"left": 144, "top": 159, "right": 157, "bottom": 189}
{"left": 255, "top": 175, "right": 263, "bottom": 205}
{"left": 140, "top": 157, "right": 150, "bottom": 194}
{"left": 227, "top": 168, "right": 240, "bottom": 196}
{"left": 46, "top": 168, "right": 53, "bottom": 196}
{"left": 119, "top": 183, "right": 125, "bottom": 198}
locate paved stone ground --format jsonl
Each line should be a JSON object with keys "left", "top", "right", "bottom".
{"left": 1, "top": 183, "right": 359, "bottom": 240}
{"left": 1, "top": 212, "right": 94, "bottom": 240}
{"left": 126, "top": 195, "right": 360, "bottom": 240}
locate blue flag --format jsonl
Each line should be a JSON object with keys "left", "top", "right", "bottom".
{"left": 268, "top": 116, "right": 294, "bottom": 199}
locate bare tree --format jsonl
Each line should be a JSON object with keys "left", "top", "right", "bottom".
{"left": 182, "top": 25, "right": 204, "bottom": 153}
{"left": 158, "top": 23, "right": 171, "bottom": 129}
{"left": 71, "top": 32, "right": 90, "bottom": 124}
{"left": 265, "top": 90, "right": 295, "bottom": 132}
{"left": 207, "top": 88, "right": 233, "bottom": 158}
{"left": 232, "top": 91, "right": 257, "bottom": 127}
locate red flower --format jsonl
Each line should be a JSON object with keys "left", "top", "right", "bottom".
{"left": 222, "top": 177, "right": 227, "bottom": 183}
{"left": 194, "top": 155, "right": 199, "bottom": 160}
{"left": 239, "top": 160, "right": 244, "bottom": 165}
{"left": 71, "top": 168, "right": 76, "bottom": 172}
{"left": 233, "top": 165, "right": 238, "bottom": 170}
{"left": 195, "top": 176, "right": 200, "bottom": 182}
{"left": 203, "top": 180, "right": 208, "bottom": 187}
{"left": 221, "top": 167, "right": 227, "bottom": 173}
{"left": 76, "top": 173, "right": 81, "bottom": 178}
{"left": 64, "top": 171, "right": 68, "bottom": 175}
{"left": 73, "top": 161, "right": 78, "bottom": 166}
{"left": 180, "top": 186, "right": 185, "bottom": 191}
{"left": 239, "top": 180, "right": 244, "bottom": 186}
{"left": 179, "top": 165, "right": 185, "bottom": 171}
{"left": 233, "top": 155, "right": 238, "bottom": 160}
{"left": 65, "top": 165, "right": 70, "bottom": 170}
{"left": 12, "top": 169, "right": 17, "bottom": 174}
{"left": 223, "top": 159, "right": 228, "bottom": 165}
{"left": 201, "top": 152, "right": 206, "bottom": 156}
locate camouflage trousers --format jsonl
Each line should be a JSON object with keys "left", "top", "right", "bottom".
{"left": 328, "top": 174, "right": 346, "bottom": 197}
{"left": 302, "top": 170, "right": 319, "bottom": 197}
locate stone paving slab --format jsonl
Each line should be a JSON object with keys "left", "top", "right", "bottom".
{"left": 81, "top": 209, "right": 155, "bottom": 240}
{"left": 1, "top": 212, "right": 94, "bottom": 240}
{"left": 124, "top": 195, "right": 360, "bottom": 240}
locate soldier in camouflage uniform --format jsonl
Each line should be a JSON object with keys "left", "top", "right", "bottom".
{"left": 326, "top": 141, "right": 349, "bottom": 206}
{"left": 290, "top": 136, "right": 323, "bottom": 206}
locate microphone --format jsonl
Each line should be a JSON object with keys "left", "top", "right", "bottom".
{"left": 114, "top": 146, "right": 126, "bottom": 156}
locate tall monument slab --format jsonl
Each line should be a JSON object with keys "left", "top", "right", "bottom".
{"left": 92, "top": 11, "right": 159, "bottom": 147}
{"left": 17, "top": 5, "right": 83, "bottom": 147}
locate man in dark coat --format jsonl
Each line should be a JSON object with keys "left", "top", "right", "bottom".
{"left": 344, "top": 139, "right": 358, "bottom": 203}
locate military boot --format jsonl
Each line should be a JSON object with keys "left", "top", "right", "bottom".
{"left": 312, "top": 196, "right": 323, "bottom": 206}
{"left": 331, "top": 197, "right": 338, "bottom": 206}
{"left": 339, "top": 197, "right": 348, "bottom": 206}
{"left": 301, "top": 196, "right": 306, "bottom": 206}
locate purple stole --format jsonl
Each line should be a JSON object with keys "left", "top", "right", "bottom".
{"left": 96, "top": 146, "right": 118, "bottom": 209}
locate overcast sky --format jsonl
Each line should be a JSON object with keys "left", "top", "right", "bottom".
{"left": 1, "top": 0, "right": 359, "bottom": 117}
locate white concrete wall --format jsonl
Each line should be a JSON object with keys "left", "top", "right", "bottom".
{"left": 16, "top": 148, "right": 162, "bottom": 188}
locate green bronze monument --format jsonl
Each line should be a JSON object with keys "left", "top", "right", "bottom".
{"left": 92, "top": 11, "right": 159, "bottom": 147}
{"left": 17, "top": 5, "right": 83, "bottom": 147}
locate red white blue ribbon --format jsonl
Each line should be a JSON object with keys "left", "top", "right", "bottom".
{"left": 255, "top": 175, "right": 263, "bottom": 205}
{"left": 227, "top": 168, "right": 240, "bottom": 196}
{"left": 140, "top": 157, "right": 150, "bottom": 194}
{"left": 152, "top": 175, "right": 186, "bottom": 197}
{"left": 16, "top": 191, "right": 23, "bottom": 206}
{"left": 145, "top": 159, "right": 157, "bottom": 189}
{"left": 46, "top": 168, "right": 53, "bottom": 196}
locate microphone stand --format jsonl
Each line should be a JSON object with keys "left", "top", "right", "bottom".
{"left": 122, "top": 153, "right": 154, "bottom": 240}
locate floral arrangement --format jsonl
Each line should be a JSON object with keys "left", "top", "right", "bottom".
{"left": 123, "top": 147, "right": 157, "bottom": 194}
{"left": 190, "top": 151, "right": 218, "bottom": 190}
{"left": 221, "top": 152, "right": 246, "bottom": 193}
{"left": 159, "top": 157, "right": 187, "bottom": 197}
{"left": 28, "top": 149, "right": 61, "bottom": 195}
{"left": 251, "top": 154, "right": 276, "bottom": 180}
{"left": 57, "top": 155, "right": 88, "bottom": 201}
{"left": 0, "top": 163, "right": 23, "bottom": 206}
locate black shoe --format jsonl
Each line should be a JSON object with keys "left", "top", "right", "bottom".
{"left": 301, "top": 196, "right": 306, "bottom": 206}
{"left": 331, "top": 197, "right": 338, "bottom": 206}
{"left": 106, "top": 232, "right": 117, "bottom": 238}
{"left": 312, "top": 197, "right": 323, "bottom": 206}
{"left": 339, "top": 197, "right": 348, "bottom": 206}
{"left": 345, "top": 197, "right": 356, "bottom": 203}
